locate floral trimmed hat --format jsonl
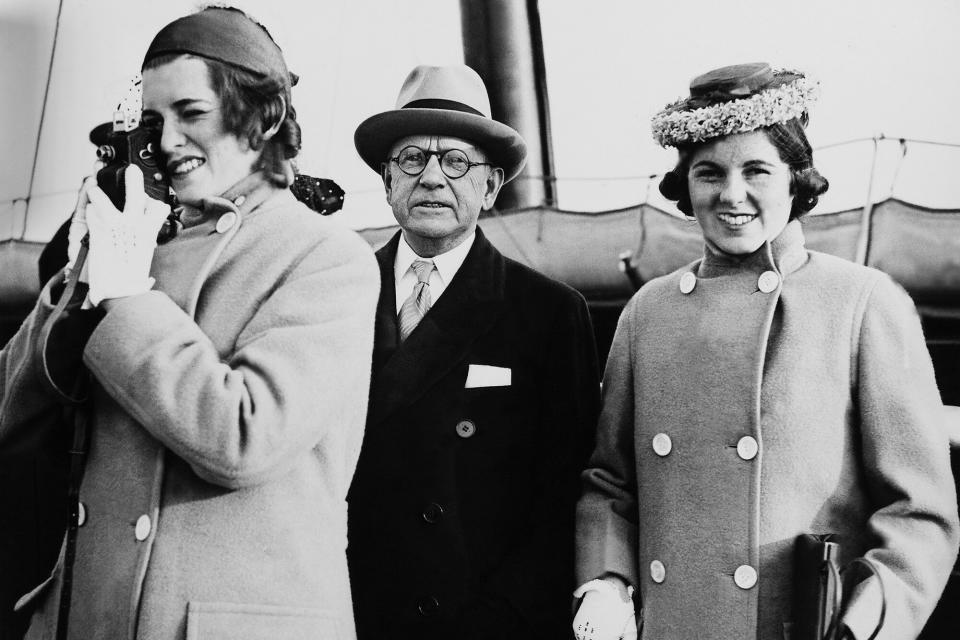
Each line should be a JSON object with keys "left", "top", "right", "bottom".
{"left": 651, "top": 62, "right": 819, "bottom": 148}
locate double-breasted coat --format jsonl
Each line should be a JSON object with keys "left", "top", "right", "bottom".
{"left": 576, "top": 221, "right": 959, "bottom": 640}
{"left": 347, "top": 228, "right": 601, "bottom": 640}
{"left": 0, "top": 183, "right": 379, "bottom": 640}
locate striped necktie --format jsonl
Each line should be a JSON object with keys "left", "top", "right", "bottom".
{"left": 398, "top": 259, "right": 436, "bottom": 341}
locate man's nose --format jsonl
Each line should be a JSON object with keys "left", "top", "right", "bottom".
{"left": 419, "top": 154, "right": 446, "bottom": 186}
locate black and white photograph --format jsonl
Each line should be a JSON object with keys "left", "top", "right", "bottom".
{"left": 1, "top": 1, "right": 958, "bottom": 639}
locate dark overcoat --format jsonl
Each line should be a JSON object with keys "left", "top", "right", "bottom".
{"left": 347, "top": 228, "right": 600, "bottom": 640}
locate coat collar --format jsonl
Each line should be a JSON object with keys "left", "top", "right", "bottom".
{"left": 367, "top": 227, "right": 506, "bottom": 427}
{"left": 176, "top": 171, "right": 281, "bottom": 228}
{"left": 698, "top": 219, "right": 808, "bottom": 279}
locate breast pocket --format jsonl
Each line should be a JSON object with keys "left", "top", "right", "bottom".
{"left": 460, "top": 385, "right": 532, "bottom": 445}
{"left": 186, "top": 602, "right": 343, "bottom": 640}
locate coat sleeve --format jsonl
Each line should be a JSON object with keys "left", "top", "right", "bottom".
{"left": 0, "top": 277, "right": 100, "bottom": 454}
{"left": 458, "top": 287, "right": 602, "bottom": 638}
{"left": 81, "top": 228, "right": 380, "bottom": 490}
{"left": 842, "top": 274, "right": 960, "bottom": 640}
{"left": 574, "top": 294, "right": 641, "bottom": 589}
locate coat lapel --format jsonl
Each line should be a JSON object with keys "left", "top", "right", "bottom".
{"left": 371, "top": 236, "right": 401, "bottom": 373}
{"left": 367, "top": 229, "right": 506, "bottom": 428}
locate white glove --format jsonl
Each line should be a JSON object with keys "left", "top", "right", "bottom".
{"left": 85, "top": 165, "right": 170, "bottom": 306}
{"left": 573, "top": 579, "right": 637, "bottom": 640}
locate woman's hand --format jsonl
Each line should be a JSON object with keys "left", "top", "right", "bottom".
{"left": 84, "top": 165, "right": 170, "bottom": 306}
{"left": 572, "top": 578, "right": 638, "bottom": 640}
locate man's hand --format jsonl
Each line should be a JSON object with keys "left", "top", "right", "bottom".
{"left": 572, "top": 579, "right": 637, "bottom": 640}
{"left": 84, "top": 165, "right": 170, "bottom": 307}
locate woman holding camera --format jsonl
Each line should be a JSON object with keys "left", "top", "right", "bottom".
{"left": 0, "top": 6, "right": 378, "bottom": 639}
{"left": 573, "top": 63, "right": 958, "bottom": 640}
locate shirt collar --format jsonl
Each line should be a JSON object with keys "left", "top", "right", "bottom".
{"left": 394, "top": 232, "right": 476, "bottom": 286}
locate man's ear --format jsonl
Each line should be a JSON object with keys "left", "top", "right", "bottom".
{"left": 381, "top": 163, "right": 393, "bottom": 198}
{"left": 480, "top": 167, "right": 505, "bottom": 211}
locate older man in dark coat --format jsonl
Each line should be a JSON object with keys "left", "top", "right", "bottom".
{"left": 347, "top": 64, "right": 601, "bottom": 640}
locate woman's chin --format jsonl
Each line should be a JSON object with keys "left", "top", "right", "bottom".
{"left": 711, "top": 235, "right": 764, "bottom": 256}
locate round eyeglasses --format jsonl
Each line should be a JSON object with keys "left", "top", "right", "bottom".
{"left": 390, "top": 145, "right": 491, "bottom": 179}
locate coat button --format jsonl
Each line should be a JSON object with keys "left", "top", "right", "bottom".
{"left": 650, "top": 560, "right": 666, "bottom": 583}
{"left": 135, "top": 514, "right": 151, "bottom": 541}
{"left": 736, "top": 436, "right": 759, "bottom": 460}
{"left": 652, "top": 433, "right": 672, "bottom": 456}
{"left": 417, "top": 596, "right": 440, "bottom": 616}
{"left": 758, "top": 270, "right": 780, "bottom": 293}
{"left": 422, "top": 502, "right": 444, "bottom": 524}
{"left": 679, "top": 272, "right": 697, "bottom": 294}
{"left": 734, "top": 564, "right": 758, "bottom": 589}
{"left": 215, "top": 211, "right": 237, "bottom": 234}
{"left": 77, "top": 502, "right": 86, "bottom": 527}
{"left": 455, "top": 420, "right": 476, "bottom": 438}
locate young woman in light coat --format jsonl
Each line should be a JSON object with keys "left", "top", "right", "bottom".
{"left": 573, "top": 63, "right": 959, "bottom": 640}
{"left": 0, "top": 7, "right": 378, "bottom": 639}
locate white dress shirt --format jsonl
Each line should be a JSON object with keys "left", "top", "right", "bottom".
{"left": 394, "top": 232, "right": 475, "bottom": 314}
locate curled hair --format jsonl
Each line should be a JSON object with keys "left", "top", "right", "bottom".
{"left": 658, "top": 118, "right": 829, "bottom": 220}
{"left": 143, "top": 52, "right": 302, "bottom": 188}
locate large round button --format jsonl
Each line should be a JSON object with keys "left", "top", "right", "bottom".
{"left": 417, "top": 596, "right": 440, "bottom": 616}
{"left": 77, "top": 502, "right": 86, "bottom": 527}
{"left": 679, "top": 272, "right": 697, "bottom": 294}
{"left": 455, "top": 420, "right": 477, "bottom": 439}
{"left": 649, "top": 560, "right": 666, "bottom": 583}
{"left": 758, "top": 270, "right": 780, "bottom": 293}
{"left": 215, "top": 211, "right": 237, "bottom": 234}
{"left": 736, "top": 436, "right": 759, "bottom": 460}
{"left": 651, "top": 433, "right": 672, "bottom": 457}
{"left": 734, "top": 564, "right": 758, "bottom": 589}
{"left": 134, "top": 514, "right": 151, "bottom": 541}
{"left": 422, "top": 502, "right": 444, "bottom": 524}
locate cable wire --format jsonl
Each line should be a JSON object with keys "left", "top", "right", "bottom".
{"left": 23, "top": 0, "right": 65, "bottom": 240}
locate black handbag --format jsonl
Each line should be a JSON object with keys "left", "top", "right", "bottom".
{"left": 793, "top": 534, "right": 886, "bottom": 640}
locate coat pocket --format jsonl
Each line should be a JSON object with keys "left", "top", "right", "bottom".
{"left": 186, "top": 602, "right": 343, "bottom": 640}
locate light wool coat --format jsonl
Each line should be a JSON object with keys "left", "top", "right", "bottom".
{"left": 576, "top": 221, "right": 959, "bottom": 640}
{"left": 0, "top": 185, "right": 379, "bottom": 640}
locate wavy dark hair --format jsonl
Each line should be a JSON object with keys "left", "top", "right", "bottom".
{"left": 142, "top": 47, "right": 301, "bottom": 188}
{"left": 658, "top": 117, "right": 829, "bottom": 220}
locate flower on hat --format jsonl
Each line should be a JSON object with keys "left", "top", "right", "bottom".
{"left": 651, "top": 72, "right": 820, "bottom": 148}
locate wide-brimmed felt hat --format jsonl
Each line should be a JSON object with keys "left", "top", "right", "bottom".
{"left": 651, "top": 62, "right": 819, "bottom": 148}
{"left": 354, "top": 65, "right": 527, "bottom": 182}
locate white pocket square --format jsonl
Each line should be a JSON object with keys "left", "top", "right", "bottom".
{"left": 465, "top": 364, "right": 511, "bottom": 388}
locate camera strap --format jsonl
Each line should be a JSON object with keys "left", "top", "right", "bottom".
{"left": 55, "top": 389, "right": 91, "bottom": 640}
{"left": 33, "top": 239, "right": 94, "bottom": 640}
{"left": 36, "top": 236, "right": 91, "bottom": 404}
